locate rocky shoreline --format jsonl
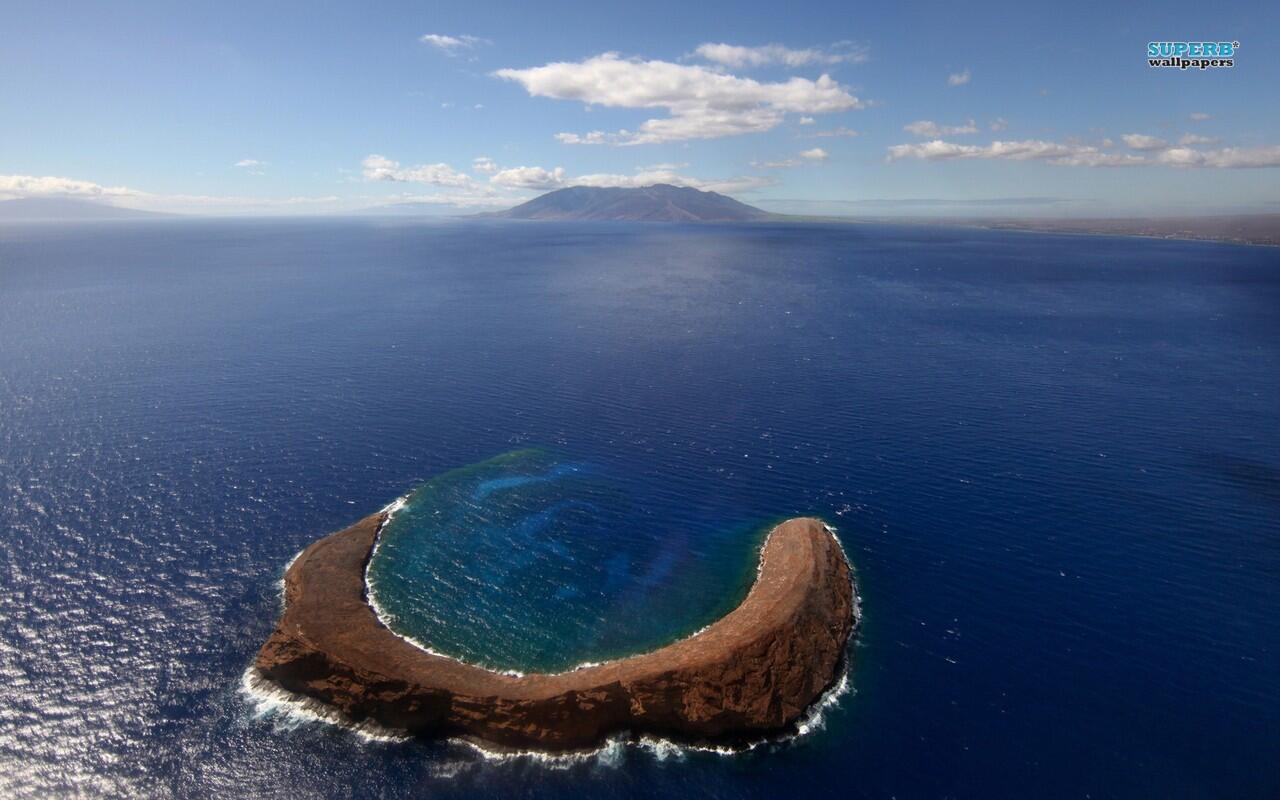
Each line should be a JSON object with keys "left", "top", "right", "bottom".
{"left": 255, "top": 513, "right": 856, "bottom": 751}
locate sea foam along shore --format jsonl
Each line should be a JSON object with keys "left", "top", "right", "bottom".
{"left": 253, "top": 505, "right": 858, "bottom": 752}
{"left": 242, "top": 506, "right": 861, "bottom": 765}
{"left": 240, "top": 658, "right": 856, "bottom": 768}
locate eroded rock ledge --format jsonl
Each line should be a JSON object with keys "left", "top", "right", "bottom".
{"left": 255, "top": 514, "right": 856, "bottom": 751}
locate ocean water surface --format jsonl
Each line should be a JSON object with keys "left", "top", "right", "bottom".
{"left": 365, "top": 448, "right": 765, "bottom": 674}
{"left": 0, "top": 219, "right": 1276, "bottom": 798}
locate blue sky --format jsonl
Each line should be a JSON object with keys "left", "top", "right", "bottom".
{"left": 2, "top": 0, "right": 1278, "bottom": 216}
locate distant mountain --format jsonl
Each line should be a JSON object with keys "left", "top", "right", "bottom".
{"left": 0, "top": 196, "right": 170, "bottom": 222}
{"left": 484, "top": 184, "right": 776, "bottom": 222}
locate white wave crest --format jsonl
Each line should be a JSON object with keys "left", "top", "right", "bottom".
{"left": 249, "top": 509, "right": 861, "bottom": 771}
{"left": 239, "top": 667, "right": 410, "bottom": 743}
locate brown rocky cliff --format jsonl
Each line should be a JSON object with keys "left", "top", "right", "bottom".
{"left": 254, "top": 514, "right": 855, "bottom": 751}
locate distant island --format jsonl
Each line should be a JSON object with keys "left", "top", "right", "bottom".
{"left": 478, "top": 187, "right": 1280, "bottom": 244}
{"left": 7, "top": 190, "right": 1278, "bottom": 247}
{"left": 944, "top": 214, "right": 1280, "bottom": 248}
{"left": 481, "top": 184, "right": 777, "bottom": 222}
{"left": 254, "top": 513, "right": 856, "bottom": 751}
{"left": 0, "top": 196, "right": 169, "bottom": 222}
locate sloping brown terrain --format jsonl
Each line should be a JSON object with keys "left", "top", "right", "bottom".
{"left": 255, "top": 513, "right": 855, "bottom": 751}
{"left": 484, "top": 184, "right": 776, "bottom": 222}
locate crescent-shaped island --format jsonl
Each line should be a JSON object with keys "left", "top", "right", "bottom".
{"left": 254, "top": 512, "right": 856, "bottom": 752}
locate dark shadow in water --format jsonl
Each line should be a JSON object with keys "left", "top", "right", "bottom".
{"left": 1195, "top": 452, "right": 1280, "bottom": 510}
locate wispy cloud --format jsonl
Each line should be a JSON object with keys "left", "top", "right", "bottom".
{"left": 1189, "top": 112, "right": 1212, "bottom": 121}
{"left": 693, "top": 42, "right": 869, "bottom": 68}
{"left": 1178, "top": 133, "right": 1218, "bottom": 146}
{"left": 803, "top": 127, "right": 859, "bottom": 138}
{"left": 497, "top": 164, "right": 776, "bottom": 193}
{"left": 888, "top": 139, "right": 1147, "bottom": 166}
{"left": 947, "top": 68, "right": 971, "bottom": 86}
{"left": 1120, "top": 133, "right": 1169, "bottom": 151}
{"left": 419, "top": 33, "right": 488, "bottom": 55}
{"left": 904, "top": 119, "right": 978, "bottom": 137}
{"left": 990, "top": 117, "right": 1008, "bottom": 132}
{"left": 887, "top": 137, "right": 1280, "bottom": 168}
{"left": 363, "top": 154, "right": 773, "bottom": 198}
{"left": 234, "top": 158, "right": 267, "bottom": 175}
{"left": 571, "top": 169, "right": 774, "bottom": 194}
{"left": 376, "top": 191, "right": 508, "bottom": 209}
{"left": 752, "top": 159, "right": 802, "bottom": 169}
{"left": 752, "top": 147, "right": 829, "bottom": 169}
{"left": 1153, "top": 146, "right": 1280, "bottom": 168}
{"left": 495, "top": 52, "right": 863, "bottom": 145}
{"left": 0, "top": 173, "right": 351, "bottom": 215}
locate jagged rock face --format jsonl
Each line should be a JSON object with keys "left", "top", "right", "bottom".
{"left": 255, "top": 514, "right": 855, "bottom": 751}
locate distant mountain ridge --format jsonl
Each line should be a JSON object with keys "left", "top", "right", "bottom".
{"left": 0, "top": 196, "right": 170, "bottom": 221}
{"left": 484, "top": 184, "right": 776, "bottom": 222}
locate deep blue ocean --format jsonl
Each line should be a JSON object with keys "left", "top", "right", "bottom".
{"left": 0, "top": 219, "right": 1276, "bottom": 798}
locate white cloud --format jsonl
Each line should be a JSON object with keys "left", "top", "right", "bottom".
{"left": 234, "top": 159, "right": 266, "bottom": 168}
{"left": 489, "top": 165, "right": 567, "bottom": 191}
{"left": 693, "top": 42, "right": 868, "bottom": 68}
{"left": 752, "top": 147, "right": 828, "bottom": 169}
{"left": 472, "top": 158, "right": 773, "bottom": 195}
{"left": 366, "top": 150, "right": 772, "bottom": 198}
{"left": 904, "top": 119, "right": 978, "bottom": 137}
{"left": 361, "top": 154, "right": 472, "bottom": 187}
{"left": 0, "top": 174, "right": 141, "bottom": 199}
{"left": 554, "top": 131, "right": 609, "bottom": 145}
{"left": 1154, "top": 146, "right": 1280, "bottom": 168}
{"left": 573, "top": 169, "right": 774, "bottom": 194}
{"left": 798, "top": 116, "right": 816, "bottom": 125}
{"left": 804, "top": 126, "right": 859, "bottom": 138}
{"left": 494, "top": 52, "right": 863, "bottom": 145}
{"left": 0, "top": 173, "right": 363, "bottom": 215}
{"left": 887, "top": 138, "right": 1280, "bottom": 168}
{"left": 752, "top": 158, "right": 801, "bottom": 169}
{"left": 1121, "top": 133, "right": 1169, "bottom": 151}
{"left": 419, "top": 34, "right": 487, "bottom": 54}
{"left": 1051, "top": 151, "right": 1149, "bottom": 167}
{"left": 990, "top": 117, "right": 1008, "bottom": 132}
{"left": 886, "top": 139, "right": 1145, "bottom": 166}
{"left": 947, "top": 69, "right": 971, "bottom": 86}
{"left": 1189, "top": 112, "right": 1211, "bottom": 121}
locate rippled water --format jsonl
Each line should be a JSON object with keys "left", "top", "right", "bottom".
{"left": 0, "top": 219, "right": 1276, "bottom": 798}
